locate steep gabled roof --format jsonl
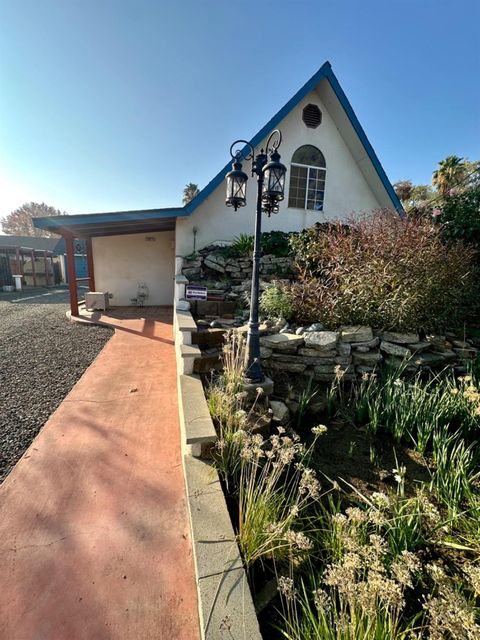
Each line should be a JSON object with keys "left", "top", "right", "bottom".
{"left": 184, "top": 60, "right": 403, "bottom": 215}
{"left": 34, "top": 61, "right": 402, "bottom": 237}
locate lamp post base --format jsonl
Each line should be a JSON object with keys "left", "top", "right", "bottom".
{"left": 242, "top": 376, "right": 274, "bottom": 400}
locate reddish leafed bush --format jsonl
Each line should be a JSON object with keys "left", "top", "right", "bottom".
{"left": 288, "top": 210, "right": 478, "bottom": 331}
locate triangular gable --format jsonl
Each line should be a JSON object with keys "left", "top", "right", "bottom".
{"left": 184, "top": 61, "right": 403, "bottom": 215}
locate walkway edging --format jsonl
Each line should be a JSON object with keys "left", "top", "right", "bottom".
{"left": 175, "top": 308, "right": 261, "bottom": 640}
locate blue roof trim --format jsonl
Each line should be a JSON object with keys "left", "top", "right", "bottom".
{"left": 185, "top": 60, "right": 403, "bottom": 216}
{"left": 33, "top": 61, "right": 402, "bottom": 231}
{"left": 33, "top": 207, "right": 187, "bottom": 230}
{"left": 184, "top": 61, "right": 332, "bottom": 214}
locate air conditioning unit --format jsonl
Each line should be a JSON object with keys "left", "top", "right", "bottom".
{"left": 85, "top": 291, "right": 110, "bottom": 311}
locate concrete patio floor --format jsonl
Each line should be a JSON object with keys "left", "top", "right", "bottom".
{"left": 0, "top": 307, "right": 200, "bottom": 639}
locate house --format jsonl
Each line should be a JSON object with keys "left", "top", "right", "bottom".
{"left": 33, "top": 61, "right": 402, "bottom": 315}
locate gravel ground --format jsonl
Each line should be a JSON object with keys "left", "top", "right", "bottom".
{"left": 0, "top": 287, "right": 113, "bottom": 482}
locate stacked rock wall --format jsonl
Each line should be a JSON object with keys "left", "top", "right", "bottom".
{"left": 259, "top": 325, "right": 479, "bottom": 384}
{"left": 181, "top": 247, "right": 294, "bottom": 301}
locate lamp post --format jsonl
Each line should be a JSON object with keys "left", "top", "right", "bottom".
{"left": 225, "top": 129, "right": 287, "bottom": 383}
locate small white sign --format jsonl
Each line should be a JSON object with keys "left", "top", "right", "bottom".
{"left": 186, "top": 285, "right": 208, "bottom": 301}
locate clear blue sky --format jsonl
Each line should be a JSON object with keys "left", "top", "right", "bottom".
{"left": 0, "top": 0, "right": 479, "bottom": 218}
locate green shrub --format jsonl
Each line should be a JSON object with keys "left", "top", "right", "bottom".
{"left": 436, "top": 187, "right": 480, "bottom": 245}
{"left": 229, "top": 233, "right": 254, "bottom": 257}
{"left": 289, "top": 211, "right": 478, "bottom": 331}
{"left": 261, "top": 230, "right": 294, "bottom": 257}
{"left": 260, "top": 285, "right": 295, "bottom": 320}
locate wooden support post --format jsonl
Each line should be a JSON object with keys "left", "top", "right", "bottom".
{"left": 86, "top": 237, "right": 95, "bottom": 291}
{"left": 65, "top": 234, "right": 78, "bottom": 317}
{"left": 31, "top": 251, "right": 37, "bottom": 287}
{"left": 20, "top": 252, "right": 25, "bottom": 281}
{"left": 15, "top": 247, "right": 21, "bottom": 274}
{"left": 44, "top": 250, "right": 49, "bottom": 286}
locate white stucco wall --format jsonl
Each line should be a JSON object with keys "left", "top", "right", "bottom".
{"left": 176, "top": 83, "right": 384, "bottom": 256}
{"left": 92, "top": 231, "right": 175, "bottom": 306}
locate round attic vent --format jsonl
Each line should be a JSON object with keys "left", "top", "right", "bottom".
{"left": 302, "top": 104, "right": 322, "bottom": 128}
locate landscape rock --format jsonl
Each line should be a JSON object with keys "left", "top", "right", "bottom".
{"left": 341, "top": 326, "right": 373, "bottom": 343}
{"left": 305, "top": 323, "right": 325, "bottom": 332}
{"left": 413, "top": 353, "right": 447, "bottom": 367}
{"left": 380, "top": 341, "right": 412, "bottom": 357}
{"left": 304, "top": 331, "right": 339, "bottom": 352}
{"left": 380, "top": 331, "right": 419, "bottom": 344}
{"left": 265, "top": 359, "right": 306, "bottom": 373}
{"left": 260, "top": 333, "right": 304, "bottom": 352}
{"left": 350, "top": 337, "right": 380, "bottom": 349}
{"left": 355, "top": 346, "right": 370, "bottom": 353}
{"left": 352, "top": 351, "right": 383, "bottom": 366}
{"left": 269, "top": 400, "right": 290, "bottom": 423}
{"left": 453, "top": 347, "right": 478, "bottom": 359}
{"left": 408, "top": 341, "right": 431, "bottom": 353}
{"left": 298, "top": 348, "right": 337, "bottom": 358}
{"left": 314, "top": 364, "right": 354, "bottom": 375}
{"left": 295, "top": 327, "right": 306, "bottom": 335}
{"left": 260, "top": 347, "right": 272, "bottom": 359}
{"left": 337, "top": 342, "right": 352, "bottom": 357}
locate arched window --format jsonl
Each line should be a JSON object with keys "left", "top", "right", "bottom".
{"left": 288, "top": 145, "right": 326, "bottom": 211}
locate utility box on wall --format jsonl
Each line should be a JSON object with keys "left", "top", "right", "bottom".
{"left": 85, "top": 291, "right": 109, "bottom": 311}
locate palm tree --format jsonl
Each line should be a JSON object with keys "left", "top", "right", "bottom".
{"left": 432, "top": 155, "right": 467, "bottom": 196}
{"left": 182, "top": 183, "right": 200, "bottom": 205}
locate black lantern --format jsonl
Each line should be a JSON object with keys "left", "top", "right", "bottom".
{"left": 262, "top": 149, "right": 287, "bottom": 202}
{"left": 225, "top": 157, "right": 248, "bottom": 211}
{"left": 224, "top": 130, "right": 285, "bottom": 383}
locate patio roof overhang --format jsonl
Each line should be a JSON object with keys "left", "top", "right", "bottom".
{"left": 33, "top": 207, "right": 187, "bottom": 239}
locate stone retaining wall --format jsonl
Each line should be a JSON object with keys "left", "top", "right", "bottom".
{"left": 181, "top": 247, "right": 294, "bottom": 301}
{"left": 260, "top": 325, "right": 479, "bottom": 384}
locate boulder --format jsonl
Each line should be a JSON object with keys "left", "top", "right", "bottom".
{"left": 260, "top": 347, "right": 273, "bottom": 359}
{"left": 380, "top": 331, "right": 419, "bottom": 344}
{"left": 269, "top": 400, "right": 290, "bottom": 423}
{"left": 380, "top": 341, "right": 412, "bottom": 357}
{"left": 295, "top": 327, "right": 306, "bottom": 335}
{"left": 304, "top": 331, "right": 339, "bottom": 352}
{"left": 260, "top": 333, "right": 304, "bottom": 352}
{"left": 355, "top": 346, "right": 370, "bottom": 353}
{"left": 341, "top": 326, "right": 373, "bottom": 343}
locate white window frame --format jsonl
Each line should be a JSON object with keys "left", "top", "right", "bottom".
{"left": 289, "top": 162, "right": 326, "bottom": 211}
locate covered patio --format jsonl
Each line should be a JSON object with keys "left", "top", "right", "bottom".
{"left": 33, "top": 207, "right": 187, "bottom": 316}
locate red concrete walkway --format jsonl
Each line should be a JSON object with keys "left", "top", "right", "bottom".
{"left": 0, "top": 308, "right": 200, "bottom": 640}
